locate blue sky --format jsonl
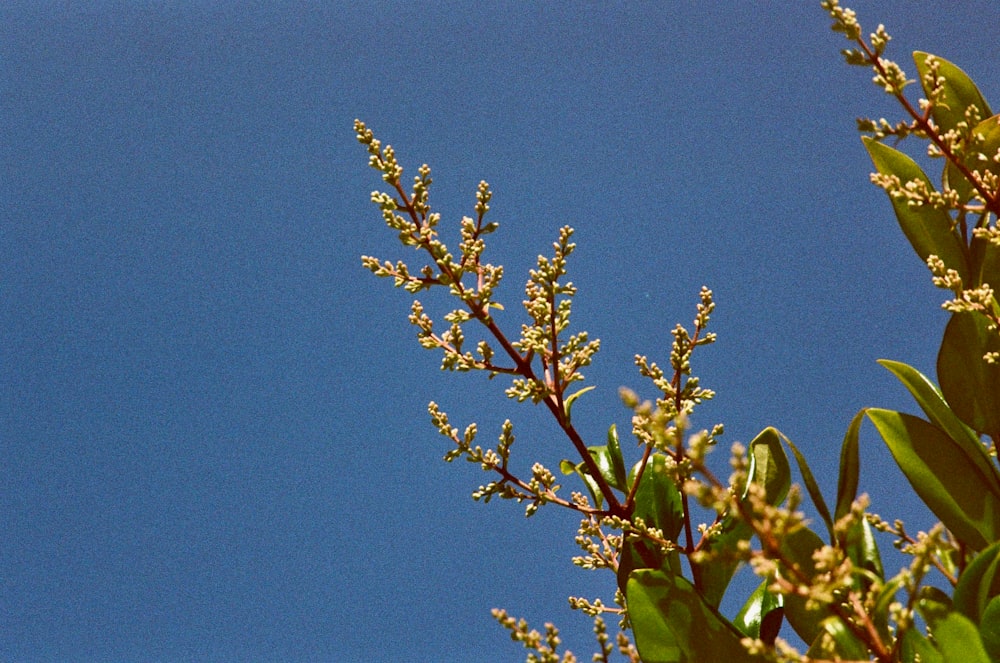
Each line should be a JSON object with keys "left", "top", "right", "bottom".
{"left": 4, "top": 2, "right": 999, "bottom": 661}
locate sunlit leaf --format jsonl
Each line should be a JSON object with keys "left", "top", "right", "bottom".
{"left": 627, "top": 569, "right": 761, "bottom": 663}
{"left": 562, "top": 385, "right": 595, "bottom": 422}
{"left": 939, "top": 312, "right": 1000, "bottom": 439}
{"left": 606, "top": 424, "right": 628, "bottom": 492}
{"left": 900, "top": 629, "right": 944, "bottom": 663}
{"left": 867, "top": 408, "right": 1000, "bottom": 550}
{"left": 932, "top": 612, "right": 992, "bottom": 663}
{"left": 779, "top": 526, "right": 827, "bottom": 643}
{"left": 782, "top": 432, "right": 833, "bottom": 540}
{"left": 863, "top": 137, "right": 969, "bottom": 282}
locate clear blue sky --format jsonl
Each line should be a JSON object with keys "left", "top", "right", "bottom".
{"left": 4, "top": 2, "right": 999, "bottom": 661}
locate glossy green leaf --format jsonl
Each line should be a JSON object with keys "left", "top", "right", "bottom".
{"left": 606, "top": 424, "right": 628, "bottom": 492}
{"left": 972, "top": 227, "right": 1000, "bottom": 291}
{"left": 863, "top": 136, "right": 969, "bottom": 282}
{"left": 843, "top": 516, "right": 883, "bottom": 589}
{"left": 693, "top": 428, "right": 791, "bottom": 608}
{"left": 631, "top": 455, "right": 684, "bottom": 541}
{"left": 617, "top": 455, "right": 684, "bottom": 596}
{"left": 560, "top": 457, "right": 604, "bottom": 508}
{"left": 933, "top": 612, "right": 992, "bottom": 663}
{"left": 627, "top": 569, "right": 760, "bottom": 663}
{"left": 747, "top": 427, "right": 791, "bottom": 505}
{"left": 867, "top": 408, "right": 1000, "bottom": 550}
{"left": 878, "top": 359, "right": 996, "bottom": 481}
{"left": 914, "top": 52, "right": 992, "bottom": 135}
{"left": 980, "top": 596, "right": 1000, "bottom": 662}
{"left": 954, "top": 541, "right": 1000, "bottom": 624}
{"left": 733, "top": 580, "right": 783, "bottom": 643}
{"left": 835, "top": 409, "right": 865, "bottom": 523}
{"left": 782, "top": 432, "right": 834, "bottom": 540}
{"left": 939, "top": 312, "right": 1000, "bottom": 438}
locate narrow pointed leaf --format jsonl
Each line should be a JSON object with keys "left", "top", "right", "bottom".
{"left": 563, "top": 385, "right": 595, "bottom": 422}
{"left": 627, "top": 569, "right": 761, "bottom": 663}
{"left": 606, "top": 424, "right": 628, "bottom": 492}
{"left": 867, "top": 408, "right": 1000, "bottom": 549}
{"left": 782, "top": 432, "right": 834, "bottom": 540}
{"left": 939, "top": 311, "right": 1000, "bottom": 439}
{"left": 878, "top": 359, "right": 995, "bottom": 485}
{"left": 863, "top": 137, "right": 968, "bottom": 282}
{"left": 835, "top": 409, "right": 865, "bottom": 522}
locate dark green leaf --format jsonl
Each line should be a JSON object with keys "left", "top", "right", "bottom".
{"left": 733, "top": 580, "right": 783, "bottom": 643}
{"left": 813, "top": 616, "right": 869, "bottom": 661}
{"left": 843, "top": 516, "right": 883, "bottom": 588}
{"left": 913, "top": 52, "right": 992, "bottom": 135}
{"left": 782, "top": 432, "right": 834, "bottom": 540}
{"left": 835, "top": 409, "right": 865, "bottom": 522}
{"left": 901, "top": 629, "right": 944, "bottom": 663}
{"left": 868, "top": 408, "right": 1000, "bottom": 550}
{"left": 939, "top": 312, "right": 1000, "bottom": 438}
{"left": 872, "top": 577, "right": 905, "bottom": 642}
{"left": 863, "top": 137, "right": 969, "bottom": 282}
{"left": 954, "top": 541, "right": 1000, "bottom": 623}
{"left": 627, "top": 569, "right": 761, "bottom": 663}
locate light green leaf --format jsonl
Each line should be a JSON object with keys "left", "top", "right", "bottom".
{"left": 933, "top": 612, "right": 992, "bottom": 663}
{"left": 900, "top": 629, "right": 944, "bottom": 663}
{"left": 863, "top": 136, "right": 969, "bottom": 282}
{"left": 981, "top": 596, "right": 1000, "bottom": 662}
{"left": 842, "top": 516, "right": 883, "bottom": 588}
{"left": 562, "top": 385, "right": 595, "bottom": 422}
{"left": 627, "top": 569, "right": 761, "bottom": 663}
{"left": 914, "top": 52, "right": 992, "bottom": 135}
{"left": 867, "top": 408, "right": 1000, "bottom": 550}
{"left": 939, "top": 311, "right": 1000, "bottom": 439}
{"left": 747, "top": 427, "right": 791, "bottom": 505}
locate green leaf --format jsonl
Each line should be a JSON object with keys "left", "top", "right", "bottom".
{"left": 932, "top": 612, "right": 992, "bottom": 663}
{"left": 627, "top": 569, "right": 761, "bottom": 663}
{"left": 733, "top": 580, "right": 783, "bottom": 643}
{"left": 867, "top": 408, "right": 1000, "bottom": 550}
{"left": 835, "top": 409, "right": 865, "bottom": 522}
{"left": 900, "top": 629, "right": 944, "bottom": 663}
{"left": 939, "top": 312, "right": 1000, "bottom": 438}
{"left": 843, "top": 516, "right": 884, "bottom": 588}
{"left": 813, "top": 616, "right": 869, "bottom": 661}
{"left": 863, "top": 136, "right": 969, "bottom": 282}
{"left": 747, "top": 427, "right": 791, "bottom": 505}
{"left": 913, "top": 52, "right": 992, "bottom": 136}
{"left": 779, "top": 526, "right": 828, "bottom": 643}
{"left": 872, "top": 577, "right": 905, "bottom": 642}
{"left": 563, "top": 385, "right": 595, "bottom": 422}
{"left": 606, "top": 424, "right": 628, "bottom": 492}
{"left": 631, "top": 454, "right": 684, "bottom": 541}
{"left": 878, "top": 359, "right": 995, "bottom": 480}
{"left": 782, "top": 432, "right": 834, "bottom": 540}
{"left": 954, "top": 541, "right": 1000, "bottom": 624}
{"left": 693, "top": 428, "right": 791, "bottom": 608}
{"left": 980, "top": 596, "right": 1000, "bottom": 662}
{"left": 617, "top": 455, "right": 684, "bottom": 596}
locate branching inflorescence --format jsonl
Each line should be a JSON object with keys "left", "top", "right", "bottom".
{"left": 357, "top": 3, "right": 1000, "bottom": 659}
